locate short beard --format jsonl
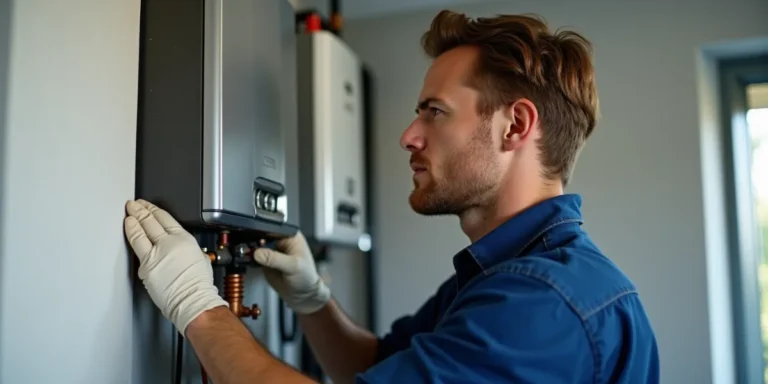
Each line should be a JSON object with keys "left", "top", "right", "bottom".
{"left": 409, "top": 119, "right": 499, "bottom": 216}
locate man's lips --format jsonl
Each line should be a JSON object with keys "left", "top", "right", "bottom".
{"left": 410, "top": 163, "right": 427, "bottom": 173}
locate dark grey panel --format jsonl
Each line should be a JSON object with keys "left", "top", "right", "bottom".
{"left": 136, "top": 0, "right": 205, "bottom": 226}
{"left": 134, "top": 1, "right": 204, "bottom": 381}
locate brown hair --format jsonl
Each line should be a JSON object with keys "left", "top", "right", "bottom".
{"left": 421, "top": 10, "right": 599, "bottom": 186}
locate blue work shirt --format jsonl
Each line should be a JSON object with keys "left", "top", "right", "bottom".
{"left": 357, "top": 194, "right": 659, "bottom": 383}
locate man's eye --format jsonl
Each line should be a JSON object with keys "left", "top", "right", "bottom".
{"left": 415, "top": 107, "right": 444, "bottom": 118}
{"left": 429, "top": 107, "right": 443, "bottom": 116}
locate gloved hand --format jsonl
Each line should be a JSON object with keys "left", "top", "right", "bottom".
{"left": 123, "top": 199, "right": 227, "bottom": 334}
{"left": 252, "top": 232, "right": 331, "bottom": 314}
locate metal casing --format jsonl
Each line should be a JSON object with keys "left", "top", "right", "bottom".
{"left": 136, "top": 0, "right": 298, "bottom": 238}
{"left": 297, "top": 30, "right": 367, "bottom": 247}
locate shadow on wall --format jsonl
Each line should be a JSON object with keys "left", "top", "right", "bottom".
{"left": 0, "top": 0, "right": 12, "bottom": 374}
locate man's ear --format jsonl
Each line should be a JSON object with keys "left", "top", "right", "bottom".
{"left": 501, "top": 98, "right": 538, "bottom": 151}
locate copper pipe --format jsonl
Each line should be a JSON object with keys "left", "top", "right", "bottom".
{"left": 225, "top": 274, "right": 244, "bottom": 312}
{"left": 224, "top": 274, "right": 261, "bottom": 320}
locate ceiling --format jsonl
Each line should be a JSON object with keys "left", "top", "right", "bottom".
{"left": 289, "top": 0, "right": 491, "bottom": 20}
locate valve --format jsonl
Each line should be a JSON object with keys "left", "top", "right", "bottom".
{"left": 206, "top": 248, "right": 232, "bottom": 265}
{"left": 207, "top": 231, "right": 263, "bottom": 321}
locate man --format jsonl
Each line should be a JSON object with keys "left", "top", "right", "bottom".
{"left": 124, "top": 10, "right": 659, "bottom": 384}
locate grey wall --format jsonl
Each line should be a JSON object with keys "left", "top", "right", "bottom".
{"left": 0, "top": 0, "right": 141, "bottom": 382}
{"left": 343, "top": 1, "right": 768, "bottom": 383}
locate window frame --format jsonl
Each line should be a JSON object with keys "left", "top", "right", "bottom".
{"left": 719, "top": 55, "right": 768, "bottom": 384}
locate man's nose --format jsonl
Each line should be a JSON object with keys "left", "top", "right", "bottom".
{"left": 400, "top": 120, "right": 425, "bottom": 152}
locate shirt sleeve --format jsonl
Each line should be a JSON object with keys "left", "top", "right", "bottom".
{"left": 358, "top": 272, "right": 593, "bottom": 384}
{"left": 375, "top": 276, "right": 457, "bottom": 362}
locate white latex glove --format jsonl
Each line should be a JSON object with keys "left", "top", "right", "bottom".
{"left": 124, "top": 199, "right": 227, "bottom": 334}
{"left": 252, "top": 232, "right": 331, "bottom": 314}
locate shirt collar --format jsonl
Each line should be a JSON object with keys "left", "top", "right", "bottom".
{"left": 452, "top": 194, "right": 585, "bottom": 288}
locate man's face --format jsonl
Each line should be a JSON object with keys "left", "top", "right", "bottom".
{"left": 400, "top": 46, "right": 502, "bottom": 216}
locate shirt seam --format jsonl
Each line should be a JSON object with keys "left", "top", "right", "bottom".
{"left": 485, "top": 261, "right": 637, "bottom": 384}
{"left": 513, "top": 218, "right": 582, "bottom": 260}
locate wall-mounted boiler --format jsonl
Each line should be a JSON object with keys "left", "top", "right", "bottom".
{"left": 136, "top": 0, "right": 298, "bottom": 239}
{"left": 296, "top": 29, "right": 367, "bottom": 247}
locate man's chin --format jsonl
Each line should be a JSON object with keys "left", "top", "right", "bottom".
{"left": 408, "top": 191, "right": 451, "bottom": 216}
{"left": 408, "top": 191, "right": 429, "bottom": 214}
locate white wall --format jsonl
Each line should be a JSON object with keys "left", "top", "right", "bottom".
{"left": 343, "top": 1, "right": 768, "bottom": 383}
{"left": 0, "top": 0, "right": 140, "bottom": 383}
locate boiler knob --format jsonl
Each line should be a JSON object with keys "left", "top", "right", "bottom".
{"left": 255, "top": 190, "right": 264, "bottom": 210}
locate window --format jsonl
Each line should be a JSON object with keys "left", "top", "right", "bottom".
{"left": 747, "top": 84, "right": 768, "bottom": 382}
{"left": 719, "top": 56, "right": 768, "bottom": 384}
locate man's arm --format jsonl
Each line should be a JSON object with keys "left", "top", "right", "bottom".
{"left": 296, "top": 300, "right": 378, "bottom": 384}
{"left": 295, "top": 275, "right": 458, "bottom": 384}
{"left": 186, "top": 306, "right": 315, "bottom": 384}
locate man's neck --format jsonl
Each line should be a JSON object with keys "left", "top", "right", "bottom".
{"left": 459, "top": 181, "right": 563, "bottom": 243}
